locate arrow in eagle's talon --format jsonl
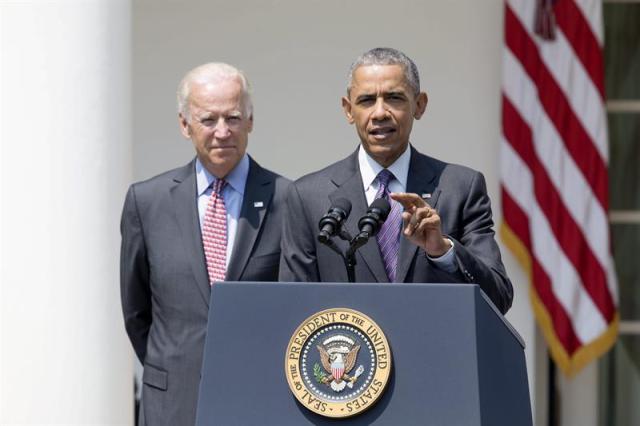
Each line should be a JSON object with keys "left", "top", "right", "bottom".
{"left": 346, "top": 365, "right": 365, "bottom": 388}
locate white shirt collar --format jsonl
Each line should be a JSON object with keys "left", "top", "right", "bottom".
{"left": 195, "top": 154, "right": 250, "bottom": 196}
{"left": 358, "top": 144, "right": 411, "bottom": 191}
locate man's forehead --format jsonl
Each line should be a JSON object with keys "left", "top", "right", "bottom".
{"left": 191, "top": 77, "right": 242, "bottom": 98}
{"left": 350, "top": 64, "right": 411, "bottom": 93}
{"left": 188, "top": 80, "right": 244, "bottom": 110}
{"left": 190, "top": 102, "right": 243, "bottom": 116}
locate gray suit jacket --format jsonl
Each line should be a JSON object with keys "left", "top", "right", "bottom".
{"left": 279, "top": 146, "right": 513, "bottom": 314}
{"left": 120, "top": 157, "right": 290, "bottom": 425}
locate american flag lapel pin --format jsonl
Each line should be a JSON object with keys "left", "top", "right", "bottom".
{"left": 421, "top": 193, "right": 432, "bottom": 200}
{"left": 253, "top": 201, "right": 264, "bottom": 208}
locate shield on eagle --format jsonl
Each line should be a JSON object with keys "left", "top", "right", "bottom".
{"left": 316, "top": 334, "right": 361, "bottom": 392}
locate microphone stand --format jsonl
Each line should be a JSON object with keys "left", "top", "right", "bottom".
{"left": 318, "top": 230, "right": 371, "bottom": 283}
{"left": 345, "top": 232, "right": 371, "bottom": 282}
{"left": 318, "top": 198, "right": 388, "bottom": 283}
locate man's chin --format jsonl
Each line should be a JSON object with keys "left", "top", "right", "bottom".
{"left": 362, "top": 142, "right": 406, "bottom": 166}
{"left": 201, "top": 155, "right": 241, "bottom": 177}
{"left": 369, "top": 152, "right": 401, "bottom": 168}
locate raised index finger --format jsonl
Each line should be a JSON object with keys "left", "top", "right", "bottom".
{"left": 389, "top": 192, "right": 429, "bottom": 210}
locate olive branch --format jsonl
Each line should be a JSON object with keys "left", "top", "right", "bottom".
{"left": 313, "top": 363, "right": 327, "bottom": 383}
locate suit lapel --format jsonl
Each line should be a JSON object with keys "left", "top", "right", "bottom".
{"left": 225, "top": 157, "right": 273, "bottom": 281}
{"left": 396, "top": 147, "right": 441, "bottom": 283}
{"left": 329, "top": 152, "right": 389, "bottom": 283}
{"left": 170, "top": 160, "right": 211, "bottom": 307}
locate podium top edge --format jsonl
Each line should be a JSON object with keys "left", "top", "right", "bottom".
{"left": 219, "top": 281, "right": 482, "bottom": 289}
{"left": 214, "top": 281, "right": 525, "bottom": 349}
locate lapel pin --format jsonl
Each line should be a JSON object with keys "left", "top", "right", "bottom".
{"left": 253, "top": 201, "right": 264, "bottom": 208}
{"left": 421, "top": 193, "right": 432, "bottom": 199}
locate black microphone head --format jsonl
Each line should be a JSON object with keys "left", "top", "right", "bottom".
{"left": 333, "top": 197, "right": 352, "bottom": 216}
{"left": 318, "top": 198, "right": 353, "bottom": 244}
{"left": 369, "top": 197, "right": 391, "bottom": 220}
{"left": 357, "top": 197, "right": 392, "bottom": 238}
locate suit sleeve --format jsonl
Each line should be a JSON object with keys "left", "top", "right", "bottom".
{"left": 120, "top": 185, "right": 152, "bottom": 362}
{"left": 450, "top": 172, "right": 513, "bottom": 314}
{"left": 279, "top": 183, "right": 320, "bottom": 282}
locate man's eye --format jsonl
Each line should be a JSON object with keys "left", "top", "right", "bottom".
{"left": 357, "top": 97, "right": 375, "bottom": 105}
{"left": 227, "top": 116, "right": 241, "bottom": 122}
{"left": 201, "top": 118, "right": 216, "bottom": 125}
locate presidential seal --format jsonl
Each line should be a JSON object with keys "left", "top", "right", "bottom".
{"left": 285, "top": 308, "right": 391, "bottom": 418}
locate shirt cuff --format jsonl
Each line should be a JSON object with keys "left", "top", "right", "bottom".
{"left": 425, "top": 238, "right": 458, "bottom": 273}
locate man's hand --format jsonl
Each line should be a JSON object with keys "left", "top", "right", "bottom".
{"left": 389, "top": 192, "right": 452, "bottom": 257}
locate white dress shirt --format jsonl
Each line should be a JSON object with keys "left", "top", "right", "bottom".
{"left": 357, "top": 145, "right": 457, "bottom": 273}
{"left": 196, "top": 154, "right": 250, "bottom": 268}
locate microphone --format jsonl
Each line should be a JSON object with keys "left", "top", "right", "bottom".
{"left": 317, "top": 198, "right": 352, "bottom": 244}
{"left": 357, "top": 198, "right": 391, "bottom": 239}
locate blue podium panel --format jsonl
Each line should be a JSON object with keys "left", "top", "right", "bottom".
{"left": 196, "top": 282, "right": 531, "bottom": 426}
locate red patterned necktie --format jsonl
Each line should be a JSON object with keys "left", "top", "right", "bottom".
{"left": 202, "top": 179, "right": 227, "bottom": 284}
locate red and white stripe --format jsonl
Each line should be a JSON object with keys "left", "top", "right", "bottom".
{"left": 501, "top": 0, "right": 618, "bottom": 375}
{"left": 332, "top": 365, "right": 345, "bottom": 382}
{"left": 202, "top": 179, "right": 228, "bottom": 284}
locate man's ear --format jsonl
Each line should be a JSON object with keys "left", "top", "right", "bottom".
{"left": 342, "top": 96, "right": 355, "bottom": 124}
{"left": 414, "top": 91, "right": 428, "bottom": 120}
{"left": 178, "top": 113, "right": 191, "bottom": 139}
{"left": 247, "top": 114, "right": 254, "bottom": 133}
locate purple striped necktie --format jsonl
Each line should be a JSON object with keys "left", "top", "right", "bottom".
{"left": 374, "top": 169, "right": 403, "bottom": 282}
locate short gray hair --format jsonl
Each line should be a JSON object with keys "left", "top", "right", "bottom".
{"left": 347, "top": 47, "right": 420, "bottom": 95}
{"left": 177, "top": 62, "right": 253, "bottom": 121}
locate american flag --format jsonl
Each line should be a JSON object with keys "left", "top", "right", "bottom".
{"left": 500, "top": 0, "right": 619, "bottom": 376}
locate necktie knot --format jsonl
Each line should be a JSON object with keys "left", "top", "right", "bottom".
{"left": 376, "top": 169, "right": 395, "bottom": 197}
{"left": 212, "top": 178, "right": 227, "bottom": 195}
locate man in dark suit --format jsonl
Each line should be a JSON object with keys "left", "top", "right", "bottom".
{"left": 279, "top": 48, "right": 512, "bottom": 314}
{"left": 120, "top": 63, "right": 289, "bottom": 425}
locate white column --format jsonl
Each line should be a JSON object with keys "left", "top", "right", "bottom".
{"left": 559, "top": 363, "right": 599, "bottom": 426}
{"left": 0, "top": 1, "right": 133, "bottom": 424}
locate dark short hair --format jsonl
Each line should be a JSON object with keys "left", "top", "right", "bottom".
{"left": 347, "top": 47, "right": 420, "bottom": 95}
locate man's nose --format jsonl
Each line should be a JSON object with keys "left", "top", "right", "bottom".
{"left": 214, "top": 119, "right": 231, "bottom": 138}
{"left": 371, "top": 98, "right": 388, "bottom": 120}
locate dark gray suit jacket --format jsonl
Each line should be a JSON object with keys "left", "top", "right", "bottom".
{"left": 279, "top": 146, "right": 513, "bottom": 314}
{"left": 120, "top": 157, "right": 290, "bottom": 426}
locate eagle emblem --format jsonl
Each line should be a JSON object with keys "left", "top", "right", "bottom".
{"left": 286, "top": 308, "right": 392, "bottom": 418}
{"left": 314, "top": 334, "right": 365, "bottom": 392}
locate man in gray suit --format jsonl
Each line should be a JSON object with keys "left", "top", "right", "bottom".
{"left": 121, "top": 63, "right": 290, "bottom": 425}
{"left": 279, "top": 48, "right": 512, "bottom": 314}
